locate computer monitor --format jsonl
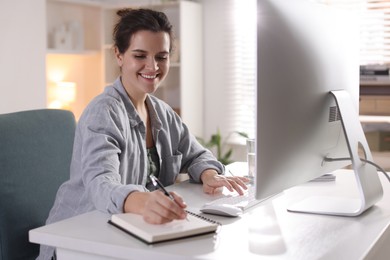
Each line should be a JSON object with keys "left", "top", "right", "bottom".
{"left": 255, "top": 0, "right": 383, "bottom": 216}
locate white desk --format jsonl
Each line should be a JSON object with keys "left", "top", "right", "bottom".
{"left": 29, "top": 170, "right": 390, "bottom": 260}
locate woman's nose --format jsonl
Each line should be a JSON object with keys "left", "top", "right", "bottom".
{"left": 145, "top": 58, "right": 159, "bottom": 70}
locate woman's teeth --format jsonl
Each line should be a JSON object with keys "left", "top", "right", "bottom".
{"left": 140, "top": 74, "right": 157, "bottom": 79}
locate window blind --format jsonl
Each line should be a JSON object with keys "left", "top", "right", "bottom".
{"left": 227, "top": 0, "right": 388, "bottom": 144}
{"left": 321, "top": 0, "right": 390, "bottom": 65}
{"left": 225, "top": 0, "right": 256, "bottom": 142}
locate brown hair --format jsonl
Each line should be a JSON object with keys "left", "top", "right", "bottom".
{"left": 113, "top": 8, "right": 175, "bottom": 54}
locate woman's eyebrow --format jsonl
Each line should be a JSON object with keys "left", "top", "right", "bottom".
{"left": 131, "top": 49, "right": 170, "bottom": 55}
{"left": 131, "top": 49, "right": 147, "bottom": 53}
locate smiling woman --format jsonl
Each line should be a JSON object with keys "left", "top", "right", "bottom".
{"left": 37, "top": 7, "right": 249, "bottom": 260}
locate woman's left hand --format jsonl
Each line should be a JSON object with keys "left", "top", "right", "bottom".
{"left": 200, "top": 169, "right": 250, "bottom": 195}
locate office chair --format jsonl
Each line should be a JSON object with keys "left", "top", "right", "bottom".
{"left": 0, "top": 109, "right": 76, "bottom": 260}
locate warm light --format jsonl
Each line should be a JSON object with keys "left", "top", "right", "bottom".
{"left": 48, "top": 81, "right": 76, "bottom": 110}
{"left": 56, "top": 81, "right": 76, "bottom": 103}
{"left": 47, "top": 69, "right": 66, "bottom": 83}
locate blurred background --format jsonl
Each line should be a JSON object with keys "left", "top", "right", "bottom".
{"left": 0, "top": 0, "right": 389, "bottom": 167}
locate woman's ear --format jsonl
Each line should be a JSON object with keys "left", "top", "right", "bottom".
{"left": 114, "top": 47, "right": 123, "bottom": 67}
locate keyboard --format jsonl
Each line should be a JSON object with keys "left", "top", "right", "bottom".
{"left": 200, "top": 185, "right": 264, "bottom": 217}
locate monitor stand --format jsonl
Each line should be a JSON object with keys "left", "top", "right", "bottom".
{"left": 287, "top": 90, "right": 383, "bottom": 216}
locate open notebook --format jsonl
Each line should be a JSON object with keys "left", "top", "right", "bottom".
{"left": 108, "top": 211, "right": 220, "bottom": 244}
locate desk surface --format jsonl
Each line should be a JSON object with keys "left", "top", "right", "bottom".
{"left": 30, "top": 170, "right": 390, "bottom": 260}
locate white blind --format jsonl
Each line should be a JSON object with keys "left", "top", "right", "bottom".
{"left": 320, "top": 0, "right": 390, "bottom": 65}
{"left": 226, "top": 0, "right": 389, "bottom": 144}
{"left": 225, "top": 0, "right": 257, "bottom": 142}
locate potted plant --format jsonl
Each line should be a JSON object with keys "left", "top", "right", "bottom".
{"left": 197, "top": 129, "right": 248, "bottom": 165}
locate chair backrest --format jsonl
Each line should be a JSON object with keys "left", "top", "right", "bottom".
{"left": 0, "top": 109, "right": 76, "bottom": 260}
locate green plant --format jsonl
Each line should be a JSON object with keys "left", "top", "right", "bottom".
{"left": 197, "top": 129, "right": 249, "bottom": 165}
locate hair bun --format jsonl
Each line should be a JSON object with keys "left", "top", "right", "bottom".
{"left": 116, "top": 8, "right": 133, "bottom": 17}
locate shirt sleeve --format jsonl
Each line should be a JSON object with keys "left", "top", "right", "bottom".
{"left": 78, "top": 100, "right": 147, "bottom": 214}
{"left": 182, "top": 126, "right": 225, "bottom": 183}
{"left": 169, "top": 111, "right": 225, "bottom": 183}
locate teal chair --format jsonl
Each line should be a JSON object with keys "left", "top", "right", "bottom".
{"left": 0, "top": 109, "right": 75, "bottom": 260}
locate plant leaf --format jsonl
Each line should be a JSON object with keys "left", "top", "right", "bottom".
{"left": 223, "top": 149, "right": 233, "bottom": 160}
{"left": 210, "top": 133, "right": 221, "bottom": 146}
{"left": 236, "top": 131, "right": 249, "bottom": 138}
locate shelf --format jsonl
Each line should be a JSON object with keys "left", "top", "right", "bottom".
{"left": 103, "top": 44, "right": 113, "bottom": 49}
{"left": 170, "top": 62, "right": 180, "bottom": 68}
{"left": 49, "top": 0, "right": 179, "bottom": 9}
{"left": 103, "top": 1, "right": 179, "bottom": 9}
{"left": 360, "top": 115, "right": 390, "bottom": 124}
{"left": 360, "top": 115, "right": 390, "bottom": 133}
{"left": 360, "top": 81, "right": 390, "bottom": 86}
{"left": 360, "top": 83, "right": 390, "bottom": 96}
{"left": 47, "top": 48, "right": 100, "bottom": 55}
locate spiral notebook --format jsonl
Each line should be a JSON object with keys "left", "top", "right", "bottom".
{"left": 108, "top": 211, "right": 220, "bottom": 244}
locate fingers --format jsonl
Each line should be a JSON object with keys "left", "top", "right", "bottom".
{"left": 223, "top": 177, "right": 248, "bottom": 195}
{"left": 171, "top": 191, "right": 188, "bottom": 208}
{"left": 230, "top": 176, "right": 250, "bottom": 194}
{"left": 143, "top": 191, "right": 187, "bottom": 224}
{"left": 203, "top": 175, "right": 250, "bottom": 196}
{"left": 203, "top": 185, "right": 223, "bottom": 195}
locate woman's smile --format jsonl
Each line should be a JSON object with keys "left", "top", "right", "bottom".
{"left": 139, "top": 73, "right": 159, "bottom": 80}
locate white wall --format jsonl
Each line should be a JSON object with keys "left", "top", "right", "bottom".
{"left": 201, "top": 0, "right": 229, "bottom": 139}
{"left": 0, "top": 0, "right": 46, "bottom": 114}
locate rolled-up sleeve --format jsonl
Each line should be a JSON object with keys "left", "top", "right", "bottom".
{"left": 155, "top": 103, "right": 225, "bottom": 183}
{"left": 179, "top": 123, "right": 225, "bottom": 183}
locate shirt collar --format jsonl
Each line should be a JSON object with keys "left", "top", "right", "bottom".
{"left": 112, "top": 77, "right": 162, "bottom": 130}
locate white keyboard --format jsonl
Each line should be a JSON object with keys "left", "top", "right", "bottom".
{"left": 200, "top": 186, "right": 264, "bottom": 216}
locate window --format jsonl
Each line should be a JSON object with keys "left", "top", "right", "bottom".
{"left": 320, "top": 0, "right": 390, "bottom": 65}
{"left": 225, "top": 0, "right": 257, "bottom": 142}
{"left": 227, "top": 0, "right": 389, "bottom": 144}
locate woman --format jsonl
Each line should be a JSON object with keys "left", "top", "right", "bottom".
{"left": 38, "top": 8, "right": 247, "bottom": 260}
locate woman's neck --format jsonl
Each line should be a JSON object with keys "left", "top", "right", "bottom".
{"left": 120, "top": 77, "right": 148, "bottom": 111}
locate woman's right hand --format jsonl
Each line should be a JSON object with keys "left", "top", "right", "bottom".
{"left": 124, "top": 190, "right": 188, "bottom": 224}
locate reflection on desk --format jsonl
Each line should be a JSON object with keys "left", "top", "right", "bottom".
{"left": 29, "top": 170, "right": 390, "bottom": 260}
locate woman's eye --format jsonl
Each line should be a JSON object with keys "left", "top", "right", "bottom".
{"left": 134, "top": 55, "right": 146, "bottom": 59}
{"left": 156, "top": 56, "right": 168, "bottom": 61}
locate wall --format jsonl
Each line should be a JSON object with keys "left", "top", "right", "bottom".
{"left": 201, "top": 0, "right": 229, "bottom": 139}
{"left": 0, "top": 0, "right": 46, "bottom": 114}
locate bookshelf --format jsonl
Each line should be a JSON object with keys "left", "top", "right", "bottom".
{"left": 46, "top": 0, "right": 204, "bottom": 136}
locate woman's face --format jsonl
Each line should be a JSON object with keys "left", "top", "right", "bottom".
{"left": 115, "top": 30, "right": 170, "bottom": 98}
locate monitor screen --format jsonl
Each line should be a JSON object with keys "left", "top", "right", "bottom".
{"left": 255, "top": 0, "right": 383, "bottom": 216}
